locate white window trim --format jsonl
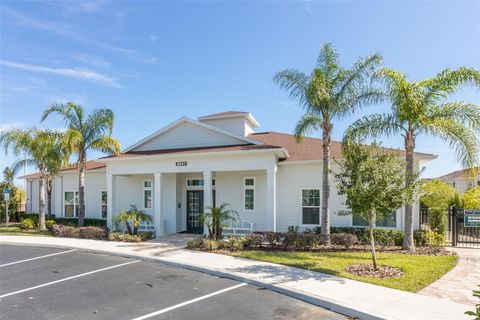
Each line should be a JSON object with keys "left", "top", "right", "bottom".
{"left": 185, "top": 178, "right": 216, "bottom": 189}
{"left": 101, "top": 190, "right": 107, "bottom": 220}
{"left": 301, "top": 188, "right": 320, "bottom": 226}
{"left": 243, "top": 177, "right": 256, "bottom": 212}
{"left": 64, "top": 190, "right": 82, "bottom": 218}
{"left": 143, "top": 180, "right": 153, "bottom": 210}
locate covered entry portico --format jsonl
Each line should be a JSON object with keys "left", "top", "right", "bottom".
{"left": 102, "top": 148, "right": 286, "bottom": 238}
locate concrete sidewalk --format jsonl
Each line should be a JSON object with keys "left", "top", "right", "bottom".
{"left": 0, "top": 235, "right": 472, "bottom": 320}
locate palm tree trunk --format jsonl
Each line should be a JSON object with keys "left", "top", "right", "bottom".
{"left": 47, "top": 175, "right": 52, "bottom": 216}
{"left": 321, "top": 123, "right": 332, "bottom": 245}
{"left": 78, "top": 152, "right": 86, "bottom": 227}
{"left": 403, "top": 130, "right": 415, "bottom": 252}
{"left": 38, "top": 167, "right": 46, "bottom": 230}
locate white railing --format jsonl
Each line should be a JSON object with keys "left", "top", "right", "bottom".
{"left": 223, "top": 219, "right": 254, "bottom": 237}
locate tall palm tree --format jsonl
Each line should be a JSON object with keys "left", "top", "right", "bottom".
{"left": 41, "top": 103, "right": 121, "bottom": 227}
{"left": 346, "top": 67, "right": 480, "bottom": 251}
{"left": 273, "top": 43, "right": 384, "bottom": 243}
{"left": 0, "top": 129, "right": 62, "bottom": 229}
{"left": 45, "top": 134, "right": 69, "bottom": 216}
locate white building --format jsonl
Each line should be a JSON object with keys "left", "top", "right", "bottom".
{"left": 438, "top": 167, "right": 480, "bottom": 194}
{"left": 20, "top": 111, "right": 436, "bottom": 237}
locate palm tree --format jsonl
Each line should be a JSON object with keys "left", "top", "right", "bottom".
{"left": 0, "top": 129, "right": 62, "bottom": 229}
{"left": 273, "top": 43, "right": 383, "bottom": 244}
{"left": 346, "top": 67, "right": 480, "bottom": 251}
{"left": 41, "top": 103, "right": 121, "bottom": 227}
{"left": 45, "top": 135, "right": 68, "bottom": 216}
{"left": 199, "top": 203, "right": 238, "bottom": 240}
{"left": 115, "top": 205, "right": 152, "bottom": 235}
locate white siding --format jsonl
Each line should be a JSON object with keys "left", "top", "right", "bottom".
{"left": 216, "top": 170, "right": 267, "bottom": 231}
{"left": 162, "top": 173, "right": 176, "bottom": 233}
{"left": 133, "top": 121, "right": 248, "bottom": 151}
{"left": 200, "top": 117, "right": 254, "bottom": 137}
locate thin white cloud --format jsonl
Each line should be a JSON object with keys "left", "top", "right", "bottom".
{"left": 0, "top": 121, "right": 26, "bottom": 132}
{"left": 0, "top": 60, "right": 121, "bottom": 88}
{"left": 72, "top": 53, "right": 110, "bottom": 67}
{"left": 1, "top": 7, "right": 156, "bottom": 63}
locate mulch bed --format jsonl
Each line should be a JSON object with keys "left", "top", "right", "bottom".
{"left": 345, "top": 264, "right": 405, "bottom": 279}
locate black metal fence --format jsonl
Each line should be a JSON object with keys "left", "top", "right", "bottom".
{"left": 419, "top": 207, "right": 480, "bottom": 247}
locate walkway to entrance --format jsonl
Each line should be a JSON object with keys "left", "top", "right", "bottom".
{"left": 419, "top": 247, "right": 480, "bottom": 305}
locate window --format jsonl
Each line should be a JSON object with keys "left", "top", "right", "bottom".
{"left": 144, "top": 180, "right": 152, "bottom": 209}
{"left": 468, "top": 181, "right": 474, "bottom": 189}
{"left": 452, "top": 182, "right": 456, "bottom": 188}
{"left": 243, "top": 178, "right": 255, "bottom": 211}
{"left": 101, "top": 191, "right": 107, "bottom": 219}
{"left": 352, "top": 211, "right": 397, "bottom": 228}
{"left": 376, "top": 211, "right": 397, "bottom": 227}
{"left": 64, "top": 191, "right": 79, "bottom": 217}
{"left": 302, "top": 189, "right": 320, "bottom": 224}
{"left": 186, "top": 179, "right": 215, "bottom": 187}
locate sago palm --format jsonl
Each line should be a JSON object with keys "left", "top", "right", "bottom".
{"left": 346, "top": 67, "right": 480, "bottom": 251}
{"left": 199, "top": 203, "right": 238, "bottom": 240}
{"left": 273, "top": 43, "right": 383, "bottom": 243}
{"left": 0, "top": 129, "right": 64, "bottom": 229}
{"left": 42, "top": 103, "right": 121, "bottom": 227}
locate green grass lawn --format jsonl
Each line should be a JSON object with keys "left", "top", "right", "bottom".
{"left": 229, "top": 250, "right": 458, "bottom": 292}
{"left": 0, "top": 225, "right": 52, "bottom": 237}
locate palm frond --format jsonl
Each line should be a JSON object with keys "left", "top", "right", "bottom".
{"left": 41, "top": 103, "right": 82, "bottom": 129}
{"left": 85, "top": 108, "right": 115, "bottom": 143}
{"left": 316, "top": 43, "right": 339, "bottom": 80}
{"left": 335, "top": 87, "right": 386, "bottom": 117}
{"left": 11, "top": 158, "right": 38, "bottom": 176}
{"left": 421, "top": 67, "right": 480, "bottom": 104}
{"left": 88, "top": 136, "right": 121, "bottom": 155}
{"left": 273, "top": 69, "right": 310, "bottom": 108}
{"left": 426, "top": 102, "right": 480, "bottom": 130}
{"left": 422, "top": 118, "right": 480, "bottom": 168}
{"left": 346, "top": 113, "right": 404, "bottom": 142}
{"left": 294, "top": 113, "right": 323, "bottom": 142}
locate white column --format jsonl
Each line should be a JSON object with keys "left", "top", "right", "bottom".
{"left": 154, "top": 172, "right": 162, "bottom": 238}
{"left": 106, "top": 174, "right": 114, "bottom": 230}
{"left": 267, "top": 166, "right": 277, "bottom": 232}
{"left": 203, "top": 171, "right": 212, "bottom": 236}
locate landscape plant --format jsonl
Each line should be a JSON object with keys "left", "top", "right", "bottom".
{"left": 42, "top": 103, "right": 120, "bottom": 227}
{"left": 465, "top": 287, "right": 480, "bottom": 320}
{"left": 420, "top": 179, "right": 458, "bottom": 235}
{"left": 273, "top": 43, "right": 384, "bottom": 244}
{"left": 199, "top": 203, "right": 238, "bottom": 240}
{"left": 464, "top": 186, "right": 480, "bottom": 209}
{"left": 114, "top": 205, "right": 152, "bottom": 235}
{"left": 347, "top": 66, "right": 480, "bottom": 251}
{"left": 335, "top": 140, "right": 418, "bottom": 270}
{"left": 0, "top": 167, "right": 23, "bottom": 223}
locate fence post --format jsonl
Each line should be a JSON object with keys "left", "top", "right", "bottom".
{"left": 452, "top": 207, "right": 457, "bottom": 247}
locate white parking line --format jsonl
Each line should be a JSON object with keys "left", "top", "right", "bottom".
{"left": 0, "top": 260, "right": 140, "bottom": 299}
{"left": 131, "top": 283, "right": 248, "bottom": 320}
{"left": 0, "top": 249, "right": 76, "bottom": 268}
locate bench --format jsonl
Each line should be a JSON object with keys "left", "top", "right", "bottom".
{"left": 223, "top": 219, "right": 254, "bottom": 237}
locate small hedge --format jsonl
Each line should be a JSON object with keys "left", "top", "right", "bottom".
{"left": 330, "top": 227, "right": 404, "bottom": 247}
{"left": 20, "top": 214, "right": 106, "bottom": 228}
{"left": 51, "top": 224, "right": 107, "bottom": 240}
{"left": 109, "top": 231, "right": 154, "bottom": 242}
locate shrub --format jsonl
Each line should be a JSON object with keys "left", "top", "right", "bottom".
{"left": 51, "top": 224, "right": 80, "bottom": 238}
{"left": 414, "top": 230, "right": 445, "bottom": 247}
{"left": 20, "top": 218, "right": 36, "bottom": 229}
{"left": 331, "top": 227, "right": 404, "bottom": 246}
{"left": 186, "top": 237, "right": 205, "bottom": 249}
{"left": 429, "top": 208, "right": 447, "bottom": 235}
{"left": 108, "top": 232, "right": 142, "bottom": 242}
{"left": 203, "top": 239, "right": 220, "bottom": 251}
{"left": 331, "top": 233, "right": 358, "bottom": 249}
{"left": 45, "top": 220, "right": 56, "bottom": 230}
{"left": 227, "top": 237, "right": 247, "bottom": 251}
{"left": 78, "top": 226, "right": 107, "bottom": 240}
{"left": 137, "top": 231, "right": 154, "bottom": 241}
{"left": 287, "top": 225, "right": 299, "bottom": 233}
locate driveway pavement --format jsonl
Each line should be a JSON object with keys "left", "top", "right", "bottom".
{"left": 420, "top": 247, "right": 480, "bottom": 305}
{"left": 0, "top": 235, "right": 474, "bottom": 320}
{"left": 0, "top": 244, "right": 344, "bottom": 320}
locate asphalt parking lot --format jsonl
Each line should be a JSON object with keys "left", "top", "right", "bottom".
{"left": 0, "top": 244, "right": 345, "bottom": 320}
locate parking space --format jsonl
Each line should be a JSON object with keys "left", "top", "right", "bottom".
{"left": 0, "top": 244, "right": 345, "bottom": 320}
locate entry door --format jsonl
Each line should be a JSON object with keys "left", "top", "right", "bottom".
{"left": 186, "top": 190, "right": 204, "bottom": 234}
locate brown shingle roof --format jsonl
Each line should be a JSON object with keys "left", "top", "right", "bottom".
{"left": 18, "top": 160, "right": 106, "bottom": 179}
{"left": 103, "top": 144, "right": 283, "bottom": 158}
{"left": 248, "top": 131, "right": 436, "bottom": 162}
{"left": 439, "top": 167, "right": 480, "bottom": 180}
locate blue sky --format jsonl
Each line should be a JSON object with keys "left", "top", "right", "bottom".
{"left": 1, "top": 0, "right": 479, "bottom": 184}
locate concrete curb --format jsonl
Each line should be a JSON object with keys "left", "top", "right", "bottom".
{"left": 1, "top": 239, "right": 385, "bottom": 320}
